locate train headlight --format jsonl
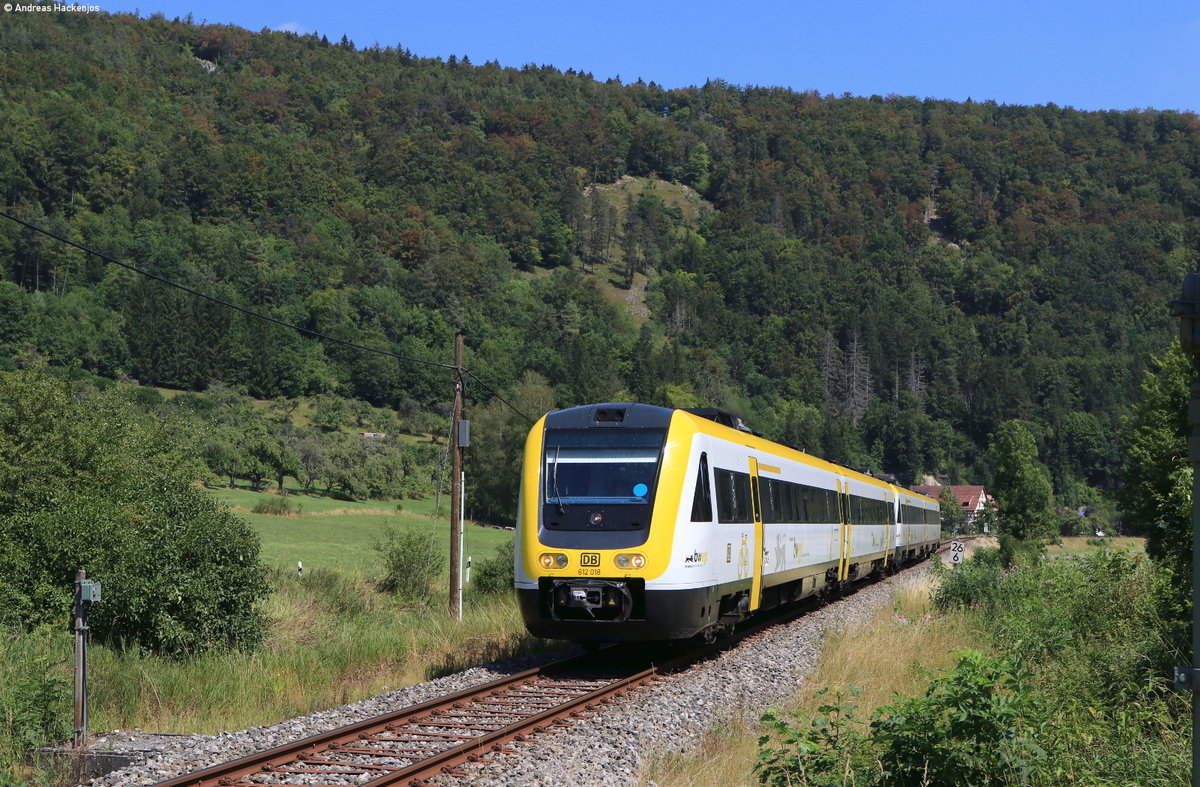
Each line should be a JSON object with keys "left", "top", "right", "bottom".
{"left": 615, "top": 553, "right": 645, "bottom": 569}
{"left": 539, "top": 553, "right": 568, "bottom": 569}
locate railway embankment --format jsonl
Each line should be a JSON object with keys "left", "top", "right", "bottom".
{"left": 85, "top": 564, "right": 931, "bottom": 786}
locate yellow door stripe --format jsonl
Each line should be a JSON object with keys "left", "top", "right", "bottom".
{"left": 749, "top": 457, "right": 763, "bottom": 612}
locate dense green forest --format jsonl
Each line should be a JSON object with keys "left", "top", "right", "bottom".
{"left": 1, "top": 11, "right": 1197, "bottom": 523}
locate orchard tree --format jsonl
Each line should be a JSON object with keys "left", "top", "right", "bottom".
{"left": 989, "top": 420, "right": 1055, "bottom": 540}
{"left": 313, "top": 394, "right": 351, "bottom": 432}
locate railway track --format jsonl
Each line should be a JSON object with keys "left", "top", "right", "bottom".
{"left": 153, "top": 645, "right": 671, "bottom": 787}
{"left": 153, "top": 554, "right": 949, "bottom": 787}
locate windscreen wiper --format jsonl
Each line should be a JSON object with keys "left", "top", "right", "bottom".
{"left": 551, "top": 445, "right": 565, "bottom": 514}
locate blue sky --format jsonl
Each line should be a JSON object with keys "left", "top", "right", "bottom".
{"left": 96, "top": 0, "right": 1199, "bottom": 113}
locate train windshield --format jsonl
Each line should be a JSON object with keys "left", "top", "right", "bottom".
{"left": 544, "top": 428, "right": 666, "bottom": 505}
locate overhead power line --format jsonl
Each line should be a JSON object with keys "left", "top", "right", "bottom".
{"left": 0, "top": 209, "right": 458, "bottom": 372}
{"left": 0, "top": 208, "right": 539, "bottom": 423}
{"left": 0, "top": 206, "right": 537, "bottom": 422}
{"left": 464, "top": 368, "right": 535, "bottom": 425}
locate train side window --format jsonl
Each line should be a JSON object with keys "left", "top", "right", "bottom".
{"left": 800, "top": 485, "right": 835, "bottom": 524}
{"left": 785, "top": 482, "right": 800, "bottom": 522}
{"left": 803, "top": 485, "right": 818, "bottom": 523}
{"left": 763, "top": 478, "right": 786, "bottom": 523}
{"left": 690, "top": 453, "right": 713, "bottom": 522}
{"left": 715, "top": 468, "right": 753, "bottom": 523}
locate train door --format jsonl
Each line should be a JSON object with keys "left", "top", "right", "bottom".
{"left": 748, "top": 457, "right": 764, "bottom": 611}
{"left": 836, "top": 480, "right": 851, "bottom": 581}
{"left": 883, "top": 491, "right": 893, "bottom": 567}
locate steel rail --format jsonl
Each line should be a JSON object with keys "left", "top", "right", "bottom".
{"left": 360, "top": 666, "right": 659, "bottom": 784}
{"left": 150, "top": 651, "right": 610, "bottom": 787}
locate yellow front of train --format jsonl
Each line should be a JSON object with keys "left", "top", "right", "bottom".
{"left": 514, "top": 403, "right": 707, "bottom": 641}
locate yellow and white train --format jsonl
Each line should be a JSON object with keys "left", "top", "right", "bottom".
{"left": 516, "top": 403, "right": 941, "bottom": 641}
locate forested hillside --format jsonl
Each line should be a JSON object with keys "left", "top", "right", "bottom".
{"left": 2, "top": 12, "right": 1197, "bottom": 522}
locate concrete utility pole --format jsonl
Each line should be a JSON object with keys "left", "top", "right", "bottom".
{"left": 1171, "top": 273, "right": 1200, "bottom": 787}
{"left": 449, "top": 332, "right": 464, "bottom": 621}
{"left": 74, "top": 570, "right": 87, "bottom": 749}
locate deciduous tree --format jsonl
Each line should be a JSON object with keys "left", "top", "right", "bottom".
{"left": 989, "top": 420, "right": 1055, "bottom": 541}
{"left": 1117, "top": 346, "right": 1190, "bottom": 588}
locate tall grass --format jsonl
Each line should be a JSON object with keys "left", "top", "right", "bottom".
{"left": 643, "top": 575, "right": 977, "bottom": 786}
{"left": 0, "top": 629, "right": 72, "bottom": 763}
{"left": 82, "top": 568, "right": 551, "bottom": 735}
{"left": 797, "top": 576, "right": 979, "bottom": 712}
{"left": 646, "top": 545, "right": 1186, "bottom": 786}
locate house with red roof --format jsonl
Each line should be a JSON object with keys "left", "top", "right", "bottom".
{"left": 909, "top": 484, "right": 992, "bottom": 528}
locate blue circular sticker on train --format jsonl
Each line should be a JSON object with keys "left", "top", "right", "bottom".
{"left": 633, "top": 483, "right": 648, "bottom": 497}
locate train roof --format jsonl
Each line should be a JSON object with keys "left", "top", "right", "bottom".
{"left": 540, "top": 403, "right": 940, "bottom": 505}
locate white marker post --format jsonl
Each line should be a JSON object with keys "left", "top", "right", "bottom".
{"left": 949, "top": 540, "right": 965, "bottom": 567}
{"left": 458, "top": 469, "right": 465, "bottom": 621}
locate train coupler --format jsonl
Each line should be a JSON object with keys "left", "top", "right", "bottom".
{"left": 549, "top": 579, "right": 632, "bottom": 622}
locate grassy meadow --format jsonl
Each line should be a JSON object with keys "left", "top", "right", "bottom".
{"left": 1047, "top": 535, "right": 1145, "bottom": 555}
{"left": 72, "top": 485, "right": 536, "bottom": 736}
{"left": 208, "top": 485, "right": 513, "bottom": 574}
{"left": 85, "top": 570, "right": 548, "bottom": 735}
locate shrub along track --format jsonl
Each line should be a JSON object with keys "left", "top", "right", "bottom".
{"left": 148, "top": 547, "right": 964, "bottom": 787}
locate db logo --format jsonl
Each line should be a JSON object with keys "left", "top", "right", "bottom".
{"left": 581, "top": 553, "right": 600, "bottom": 567}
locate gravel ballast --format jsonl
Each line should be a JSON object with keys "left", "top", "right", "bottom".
{"left": 86, "top": 565, "right": 928, "bottom": 787}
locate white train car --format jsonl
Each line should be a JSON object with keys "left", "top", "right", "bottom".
{"left": 516, "top": 403, "right": 940, "bottom": 642}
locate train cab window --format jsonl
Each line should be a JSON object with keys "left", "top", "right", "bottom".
{"left": 714, "top": 468, "right": 754, "bottom": 523}
{"left": 543, "top": 428, "right": 665, "bottom": 505}
{"left": 690, "top": 453, "right": 713, "bottom": 522}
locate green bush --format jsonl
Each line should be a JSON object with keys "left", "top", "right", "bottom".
{"left": 757, "top": 653, "right": 1048, "bottom": 787}
{"left": 757, "top": 687, "right": 872, "bottom": 787}
{"left": 930, "top": 546, "right": 1007, "bottom": 612}
{"left": 251, "top": 496, "right": 298, "bottom": 516}
{"left": 996, "top": 533, "right": 1043, "bottom": 568}
{"left": 471, "top": 538, "right": 515, "bottom": 595}
{"left": 0, "top": 368, "right": 269, "bottom": 656}
{"left": 129, "top": 385, "right": 164, "bottom": 409}
{"left": 374, "top": 526, "right": 440, "bottom": 603}
{"left": 871, "top": 652, "right": 1047, "bottom": 786}
{"left": 930, "top": 546, "right": 1188, "bottom": 784}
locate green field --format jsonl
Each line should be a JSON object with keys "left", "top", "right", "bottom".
{"left": 206, "top": 485, "right": 513, "bottom": 575}
{"left": 1046, "top": 535, "right": 1145, "bottom": 555}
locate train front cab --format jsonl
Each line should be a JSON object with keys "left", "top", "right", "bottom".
{"left": 515, "top": 404, "right": 717, "bottom": 641}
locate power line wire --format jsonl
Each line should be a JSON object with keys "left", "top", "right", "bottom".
{"left": 0, "top": 209, "right": 459, "bottom": 372}
{"left": 463, "top": 368, "right": 536, "bottom": 425}
{"left": 1, "top": 209, "right": 543, "bottom": 424}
